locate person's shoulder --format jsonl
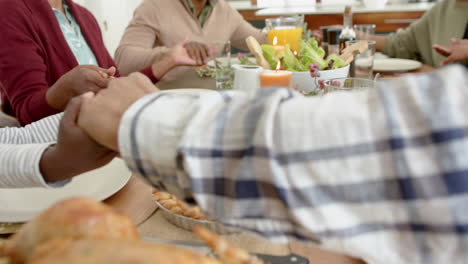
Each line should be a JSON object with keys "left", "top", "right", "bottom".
{"left": 0, "top": 0, "right": 28, "bottom": 17}
{"left": 429, "top": 0, "right": 453, "bottom": 13}
{"left": 214, "top": 0, "right": 233, "bottom": 9}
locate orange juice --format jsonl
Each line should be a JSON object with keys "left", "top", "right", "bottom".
{"left": 267, "top": 27, "right": 303, "bottom": 52}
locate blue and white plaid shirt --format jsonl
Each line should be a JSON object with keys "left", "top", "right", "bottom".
{"left": 119, "top": 65, "right": 468, "bottom": 264}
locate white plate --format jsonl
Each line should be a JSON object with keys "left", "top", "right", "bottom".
{"left": 373, "top": 58, "right": 422, "bottom": 73}
{"left": 0, "top": 158, "right": 131, "bottom": 223}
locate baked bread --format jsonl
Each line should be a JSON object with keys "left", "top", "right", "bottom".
{"left": 194, "top": 226, "right": 264, "bottom": 264}
{"left": 2, "top": 197, "right": 139, "bottom": 264}
{"left": 152, "top": 190, "right": 210, "bottom": 221}
{"left": 27, "top": 238, "right": 221, "bottom": 264}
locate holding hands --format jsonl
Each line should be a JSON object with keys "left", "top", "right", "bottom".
{"left": 433, "top": 39, "right": 468, "bottom": 66}
{"left": 77, "top": 73, "right": 158, "bottom": 151}
{"left": 46, "top": 65, "right": 116, "bottom": 110}
{"left": 40, "top": 96, "right": 116, "bottom": 183}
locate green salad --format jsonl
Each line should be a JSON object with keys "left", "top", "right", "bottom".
{"left": 261, "top": 39, "right": 347, "bottom": 71}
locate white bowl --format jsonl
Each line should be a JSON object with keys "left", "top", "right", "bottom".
{"left": 291, "top": 64, "right": 350, "bottom": 92}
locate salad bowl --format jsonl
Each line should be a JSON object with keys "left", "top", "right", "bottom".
{"left": 292, "top": 64, "right": 350, "bottom": 93}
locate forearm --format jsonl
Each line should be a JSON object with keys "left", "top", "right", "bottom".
{"left": 370, "top": 34, "right": 386, "bottom": 52}
{"left": 115, "top": 45, "right": 170, "bottom": 76}
{"left": 231, "top": 21, "right": 267, "bottom": 51}
{"left": 0, "top": 113, "right": 61, "bottom": 144}
{"left": 0, "top": 143, "right": 64, "bottom": 188}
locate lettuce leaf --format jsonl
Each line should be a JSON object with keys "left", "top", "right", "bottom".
{"left": 261, "top": 39, "right": 348, "bottom": 72}
{"left": 261, "top": 45, "right": 279, "bottom": 70}
{"left": 283, "top": 44, "right": 307, "bottom": 71}
{"left": 325, "top": 54, "right": 346, "bottom": 70}
{"left": 298, "top": 39, "right": 327, "bottom": 70}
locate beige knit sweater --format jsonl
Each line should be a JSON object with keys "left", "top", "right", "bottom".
{"left": 115, "top": 0, "right": 266, "bottom": 80}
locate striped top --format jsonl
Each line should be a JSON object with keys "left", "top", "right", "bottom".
{"left": 118, "top": 65, "right": 468, "bottom": 264}
{"left": 0, "top": 114, "right": 60, "bottom": 187}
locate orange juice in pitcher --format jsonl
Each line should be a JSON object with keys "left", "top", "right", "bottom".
{"left": 265, "top": 16, "right": 304, "bottom": 52}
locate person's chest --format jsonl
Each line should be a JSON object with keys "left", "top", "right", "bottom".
{"left": 154, "top": 1, "right": 235, "bottom": 47}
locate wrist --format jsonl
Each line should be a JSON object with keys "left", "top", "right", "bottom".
{"left": 40, "top": 145, "right": 78, "bottom": 183}
{"left": 151, "top": 54, "right": 177, "bottom": 80}
{"left": 46, "top": 82, "right": 73, "bottom": 111}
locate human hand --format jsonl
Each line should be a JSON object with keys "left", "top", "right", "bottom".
{"left": 78, "top": 73, "right": 159, "bottom": 151}
{"left": 40, "top": 96, "right": 116, "bottom": 183}
{"left": 183, "top": 41, "right": 210, "bottom": 65}
{"left": 46, "top": 65, "right": 116, "bottom": 110}
{"left": 312, "top": 30, "right": 322, "bottom": 42}
{"left": 150, "top": 39, "right": 200, "bottom": 79}
{"left": 433, "top": 39, "right": 468, "bottom": 66}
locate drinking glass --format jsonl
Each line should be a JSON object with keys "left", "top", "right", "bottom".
{"left": 346, "top": 40, "right": 376, "bottom": 79}
{"left": 210, "top": 41, "right": 233, "bottom": 90}
{"left": 353, "top": 24, "right": 376, "bottom": 40}
{"left": 264, "top": 16, "right": 304, "bottom": 52}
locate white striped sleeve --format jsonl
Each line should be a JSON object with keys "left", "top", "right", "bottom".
{"left": 0, "top": 113, "right": 62, "bottom": 188}
{"left": 0, "top": 113, "right": 61, "bottom": 144}
{"left": 0, "top": 143, "right": 53, "bottom": 188}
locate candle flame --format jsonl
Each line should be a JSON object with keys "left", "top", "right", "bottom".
{"left": 276, "top": 60, "right": 281, "bottom": 70}
{"left": 273, "top": 36, "right": 278, "bottom": 46}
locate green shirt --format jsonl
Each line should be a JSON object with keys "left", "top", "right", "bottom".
{"left": 185, "top": 0, "right": 217, "bottom": 26}
{"left": 52, "top": 3, "right": 98, "bottom": 65}
{"left": 384, "top": 0, "right": 468, "bottom": 67}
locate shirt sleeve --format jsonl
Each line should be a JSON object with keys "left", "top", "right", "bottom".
{"left": 227, "top": 4, "right": 267, "bottom": 50}
{"left": 0, "top": 3, "right": 61, "bottom": 124}
{"left": 0, "top": 113, "right": 68, "bottom": 188}
{"left": 383, "top": 5, "right": 432, "bottom": 60}
{"left": 118, "top": 65, "right": 468, "bottom": 264}
{"left": 114, "top": 0, "right": 170, "bottom": 76}
{"left": 0, "top": 113, "right": 61, "bottom": 144}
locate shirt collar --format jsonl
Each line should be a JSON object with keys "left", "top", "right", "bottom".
{"left": 183, "top": 0, "right": 218, "bottom": 9}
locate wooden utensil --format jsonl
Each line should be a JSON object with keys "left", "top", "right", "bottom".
{"left": 340, "top": 40, "right": 369, "bottom": 65}
{"left": 246, "top": 36, "right": 271, "bottom": 70}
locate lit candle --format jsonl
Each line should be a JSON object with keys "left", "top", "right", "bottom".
{"left": 260, "top": 61, "right": 292, "bottom": 88}
{"left": 260, "top": 70, "right": 292, "bottom": 88}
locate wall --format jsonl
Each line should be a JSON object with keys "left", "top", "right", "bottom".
{"left": 75, "top": 0, "right": 143, "bottom": 56}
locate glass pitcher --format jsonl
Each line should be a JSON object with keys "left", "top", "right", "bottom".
{"left": 264, "top": 15, "right": 305, "bottom": 52}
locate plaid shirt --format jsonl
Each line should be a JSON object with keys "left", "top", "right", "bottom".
{"left": 119, "top": 65, "right": 468, "bottom": 264}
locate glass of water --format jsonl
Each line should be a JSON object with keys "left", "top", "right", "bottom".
{"left": 210, "top": 41, "right": 233, "bottom": 90}
{"left": 353, "top": 24, "right": 376, "bottom": 40}
{"left": 346, "top": 40, "right": 376, "bottom": 79}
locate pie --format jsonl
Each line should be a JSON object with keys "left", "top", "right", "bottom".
{"left": 152, "top": 189, "right": 210, "bottom": 221}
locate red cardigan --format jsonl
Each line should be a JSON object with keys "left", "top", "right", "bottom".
{"left": 0, "top": 0, "right": 157, "bottom": 124}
